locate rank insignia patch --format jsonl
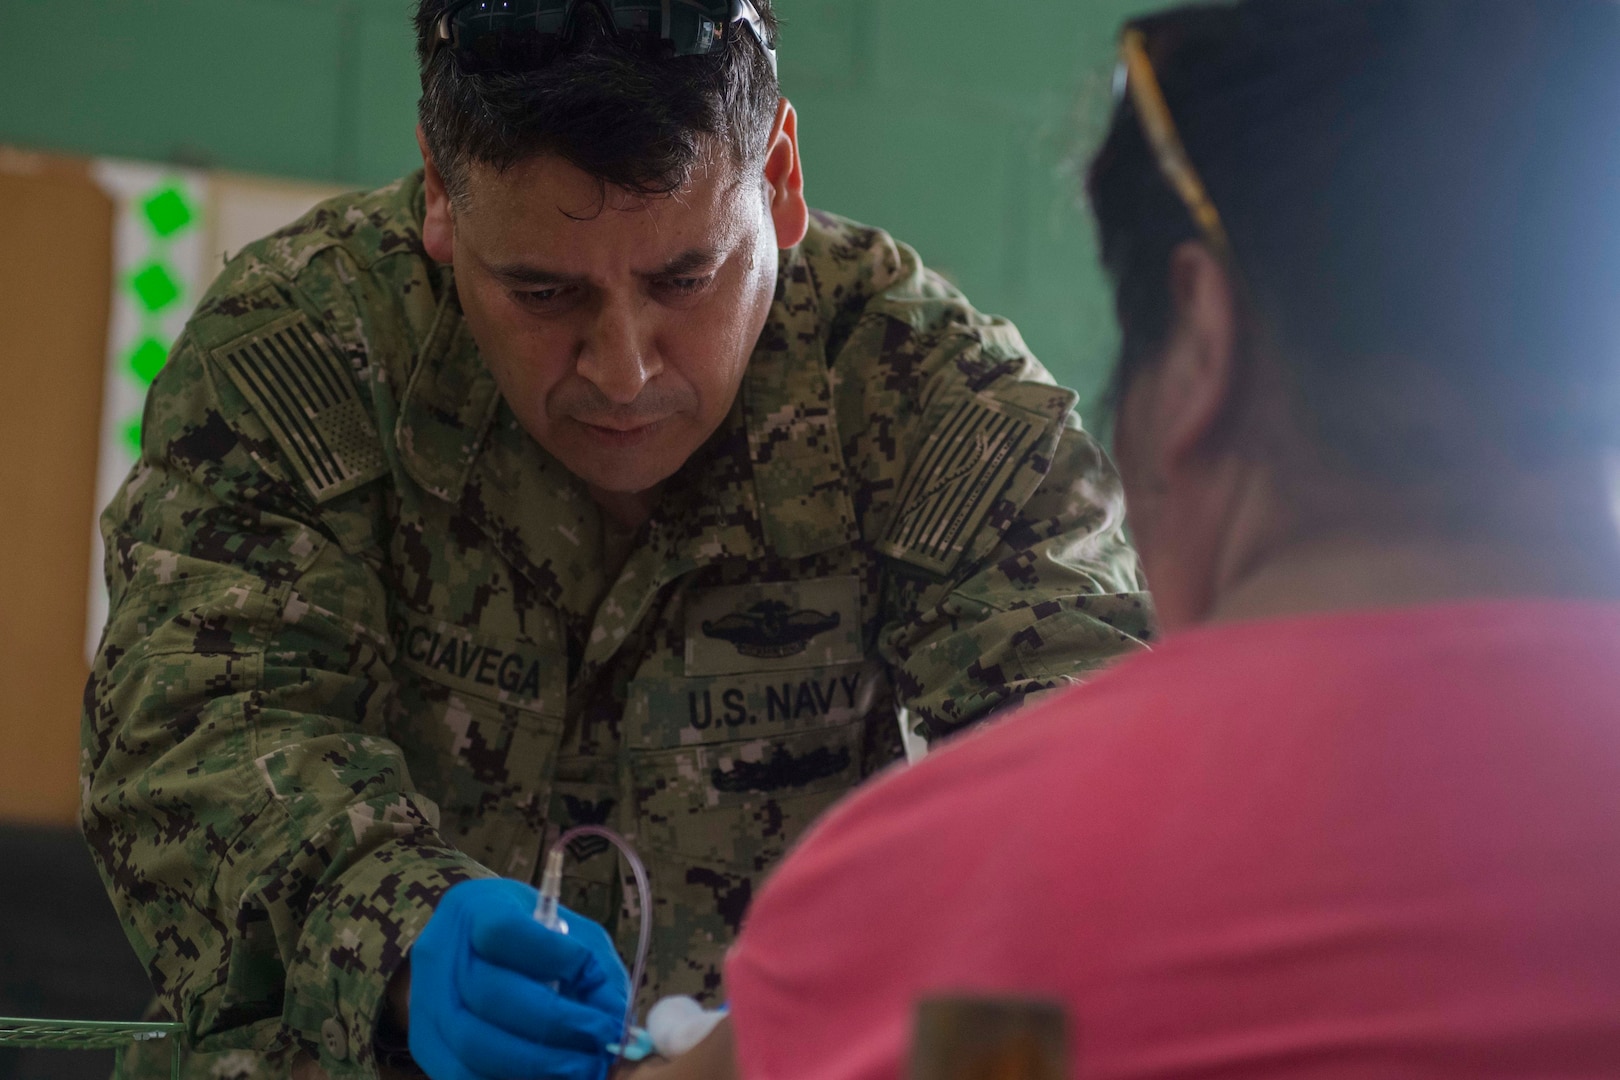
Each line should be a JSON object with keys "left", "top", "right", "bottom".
{"left": 214, "top": 312, "right": 388, "bottom": 503}
{"left": 685, "top": 577, "right": 863, "bottom": 677}
{"left": 879, "top": 394, "right": 1049, "bottom": 574}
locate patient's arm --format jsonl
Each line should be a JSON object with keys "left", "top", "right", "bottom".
{"left": 620, "top": 1017, "right": 739, "bottom": 1080}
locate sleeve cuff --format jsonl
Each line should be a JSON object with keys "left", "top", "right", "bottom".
{"left": 283, "top": 836, "right": 492, "bottom": 1078}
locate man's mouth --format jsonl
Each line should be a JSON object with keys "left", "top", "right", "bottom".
{"left": 577, "top": 416, "right": 668, "bottom": 445}
{"left": 583, "top": 419, "right": 658, "bottom": 432}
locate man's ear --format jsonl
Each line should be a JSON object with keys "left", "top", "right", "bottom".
{"left": 763, "top": 99, "right": 808, "bottom": 250}
{"left": 417, "top": 126, "right": 455, "bottom": 265}
{"left": 1154, "top": 241, "right": 1241, "bottom": 473}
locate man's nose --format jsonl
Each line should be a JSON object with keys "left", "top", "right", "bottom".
{"left": 575, "top": 300, "right": 661, "bottom": 406}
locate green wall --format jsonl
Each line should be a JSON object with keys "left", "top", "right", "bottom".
{"left": 0, "top": 0, "right": 1156, "bottom": 411}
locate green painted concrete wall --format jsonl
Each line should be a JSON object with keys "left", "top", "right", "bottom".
{"left": 0, "top": 0, "right": 1157, "bottom": 410}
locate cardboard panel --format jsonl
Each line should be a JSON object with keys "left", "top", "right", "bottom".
{"left": 0, "top": 152, "right": 114, "bottom": 825}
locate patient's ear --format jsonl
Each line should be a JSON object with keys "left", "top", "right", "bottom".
{"left": 1153, "top": 241, "right": 1240, "bottom": 476}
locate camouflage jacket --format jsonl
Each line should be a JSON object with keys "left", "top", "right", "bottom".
{"left": 82, "top": 173, "right": 1149, "bottom": 1079}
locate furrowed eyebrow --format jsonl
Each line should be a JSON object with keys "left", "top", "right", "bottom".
{"left": 486, "top": 246, "right": 721, "bottom": 287}
{"left": 645, "top": 248, "right": 721, "bottom": 279}
{"left": 488, "top": 263, "right": 582, "bottom": 287}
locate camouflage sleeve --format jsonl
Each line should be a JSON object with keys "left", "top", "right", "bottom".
{"left": 81, "top": 332, "right": 487, "bottom": 1078}
{"left": 864, "top": 326, "right": 1154, "bottom": 740}
{"left": 881, "top": 416, "right": 1153, "bottom": 737}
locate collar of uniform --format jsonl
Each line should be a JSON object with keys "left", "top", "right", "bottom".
{"left": 736, "top": 242, "right": 860, "bottom": 560}
{"left": 395, "top": 276, "right": 502, "bottom": 501}
{"left": 643, "top": 242, "right": 857, "bottom": 574}
{"left": 398, "top": 279, "right": 599, "bottom": 613}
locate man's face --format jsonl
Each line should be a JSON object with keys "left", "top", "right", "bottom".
{"left": 424, "top": 136, "right": 799, "bottom": 500}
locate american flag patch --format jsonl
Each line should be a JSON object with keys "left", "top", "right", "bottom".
{"left": 215, "top": 314, "right": 387, "bottom": 503}
{"left": 879, "top": 395, "right": 1044, "bottom": 574}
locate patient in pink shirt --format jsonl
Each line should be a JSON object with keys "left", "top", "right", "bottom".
{"left": 635, "top": 1, "right": 1620, "bottom": 1076}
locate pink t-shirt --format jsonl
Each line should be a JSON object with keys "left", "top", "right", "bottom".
{"left": 726, "top": 601, "right": 1620, "bottom": 1079}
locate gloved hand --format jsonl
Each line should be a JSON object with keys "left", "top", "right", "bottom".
{"left": 408, "top": 877, "right": 629, "bottom": 1080}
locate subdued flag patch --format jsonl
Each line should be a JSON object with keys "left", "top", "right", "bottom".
{"left": 214, "top": 313, "right": 388, "bottom": 503}
{"left": 879, "top": 395, "right": 1046, "bottom": 574}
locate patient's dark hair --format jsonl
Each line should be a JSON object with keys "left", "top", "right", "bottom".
{"left": 1088, "top": 0, "right": 1620, "bottom": 476}
{"left": 414, "top": 0, "right": 780, "bottom": 203}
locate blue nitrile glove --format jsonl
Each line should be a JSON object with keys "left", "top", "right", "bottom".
{"left": 409, "top": 878, "right": 629, "bottom": 1080}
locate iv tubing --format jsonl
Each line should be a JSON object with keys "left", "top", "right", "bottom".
{"left": 535, "top": 825, "right": 653, "bottom": 1068}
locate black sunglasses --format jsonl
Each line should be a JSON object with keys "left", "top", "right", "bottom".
{"left": 434, "top": 0, "right": 777, "bottom": 75}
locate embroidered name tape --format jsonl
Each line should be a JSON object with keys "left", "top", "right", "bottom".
{"left": 394, "top": 610, "right": 564, "bottom": 715}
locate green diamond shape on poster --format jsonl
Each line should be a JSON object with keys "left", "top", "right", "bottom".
{"left": 127, "top": 337, "right": 170, "bottom": 384}
{"left": 141, "top": 185, "right": 195, "bottom": 238}
{"left": 122, "top": 416, "right": 143, "bottom": 456}
{"left": 130, "top": 261, "right": 182, "bottom": 312}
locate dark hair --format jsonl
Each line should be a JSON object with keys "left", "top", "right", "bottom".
{"left": 1088, "top": 0, "right": 1620, "bottom": 476}
{"left": 414, "top": 1, "right": 780, "bottom": 203}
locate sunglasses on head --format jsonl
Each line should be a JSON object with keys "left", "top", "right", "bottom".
{"left": 433, "top": 0, "right": 776, "bottom": 76}
{"left": 1115, "top": 26, "right": 1233, "bottom": 264}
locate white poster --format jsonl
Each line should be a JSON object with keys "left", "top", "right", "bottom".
{"left": 86, "top": 161, "right": 209, "bottom": 662}
{"left": 85, "top": 164, "right": 347, "bottom": 661}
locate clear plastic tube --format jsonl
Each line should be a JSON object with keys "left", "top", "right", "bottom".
{"left": 535, "top": 848, "right": 568, "bottom": 934}
{"left": 533, "top": 825, "right": 653, "bottom": 1068}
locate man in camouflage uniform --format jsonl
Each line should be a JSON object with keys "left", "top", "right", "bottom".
{"left": 82, "top": 1, "right": 1147, "bottom": 1077}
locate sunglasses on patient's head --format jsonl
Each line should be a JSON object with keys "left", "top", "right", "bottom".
{"left": 433, "top": 0, "right": 776, "bottom": 75}
{"left": 1115, "top": 25, "right": 1233, "bottom": 267}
